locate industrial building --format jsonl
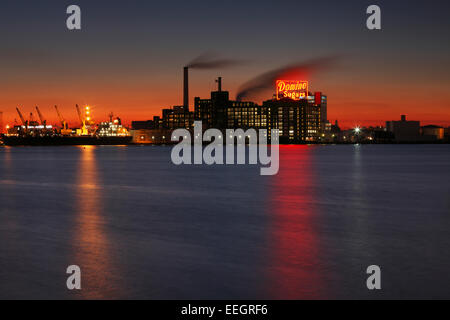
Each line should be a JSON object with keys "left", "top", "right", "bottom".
{"left": 261, "top": 98, "right": 321, "bottom": 142}
{"left": 130, "top": 128, "right": 172, "bottom": 144}
{"left": 130, "top": 69, "right": 327, "bottom": 144}
{"left": 421, "top": 125, "right": 445, "bottom": 140}
{"left": 193, "top": 77, "right": 324, "bottom": 143}
{"left": 194, "top": 78, "right": 261, "bottom": 130}
{"left": 163, "top": 106, "right": 194, "bottom": 130}
{"left": 386, "top": 115, "right": 420, "bottom": 142}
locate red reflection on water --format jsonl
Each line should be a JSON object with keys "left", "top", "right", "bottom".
{"left": 73, "top": 146, "right": 117, "bottom": 299}
{"left": 267, "top": 145, "right": 324, "bottom": 299}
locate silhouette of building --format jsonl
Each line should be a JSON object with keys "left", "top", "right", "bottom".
{"left": 163, "top": 106, "right": 194, "bottom": 130}
{"left": 131, "top": 120, "right": 155, "bottom": 130}
{"left": 194, "top": 77, "right": 323, "bottom": 142}
{"left": 308, "top": 92, "right": 327, "bottom": 131}
{"left": 386, "top": 115, "right": 420, "bottom": 142}
{"left": 130, "top": 128, "right": 172, "bottom": 144}
{"left": 194, "top": 78, "right": 260, "bottom": 130}
{"left": 421, "top": 125, "right": 445, "bottom": 140}
{"left": 131, "top": 77, "right": 326, "bottom": 144}
{"left": 261, "top": 98, "right": 321, "bottom": 142}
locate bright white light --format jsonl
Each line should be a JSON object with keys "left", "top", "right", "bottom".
{"left": 354, "top": 127, "right": 361, "bottom": 134}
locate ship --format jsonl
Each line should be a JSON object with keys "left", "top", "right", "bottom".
{"left": 2, "top": 105, "right": 132, "bottom": 146}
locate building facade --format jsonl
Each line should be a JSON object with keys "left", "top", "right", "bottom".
{"left": 386, "top": 115, "right": 420, "bottom": 142}
{"left": 132, "top": 78, "right": 326, "bottom": 144}
{"left": 421, "top": 125, "right": 445, "bottom": 140}
{"left": 163, "top": 106, "right": 194, "bottom": 130}
{"left": 261, "top": 98, "right": 321, "bottom": 142}
{"left": 194, "top": 79, "right": 323, "bottom": 143}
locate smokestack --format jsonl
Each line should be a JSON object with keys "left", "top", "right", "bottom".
{"left": 217, "top": 77, "right": 222, "bottom": 92}
{"left": 183, "top": 67, "right": 189, "bottom": 109}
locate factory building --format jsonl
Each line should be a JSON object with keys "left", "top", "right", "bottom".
{"left": 194, "top": 78, "right": 322, "bottom": 142}
{"left": 130, "top": 129, "right": 172, "bottom": 144}
{"left": 225, "top": 102, "right": 267, "bottom": 129}
{"left": 195, "top": 78, "right": 261, "bottom": 129}
{"left": 386, "top": 115, "right": 420, "bottom": 142}
{"left": 163, "top": 106, "right": 194, "bottom": 130}
{"left": 131, "top": 120, "right": 156, "bottom": 130}
{"left": 262, "top": 98, "right": 321, "bottom": 142}
{"left": 421, "top": 125, "right": 445, "bottom": 140}
{"left": 131, "top": 75, "right": 325, "bottom": 144}
{"left": 308, "top": 92, "right": 327, "bottom": 132}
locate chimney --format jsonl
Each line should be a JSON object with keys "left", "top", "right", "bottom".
{"left": 183, "top": 67, "right": 189, "bottom": 110}
{"left": 217, "top": 77, "right": 222, "bottom": 92}
{"left": 401, "top": 115, "right": 406, "bottom": 121}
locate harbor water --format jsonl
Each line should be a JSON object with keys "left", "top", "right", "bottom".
{"left": 0, "top": 145, "right": 449, "bottom": 299}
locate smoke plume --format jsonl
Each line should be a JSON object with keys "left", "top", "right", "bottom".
{"left": 236, "top": 56, "right": 338, "bottom": 101}
{"left": 186, "top": 53, "right": 245, "bottom": 69}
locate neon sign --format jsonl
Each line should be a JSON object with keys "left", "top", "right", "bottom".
{"left": 276, "top": 80, "right": 308, "bottom": 100}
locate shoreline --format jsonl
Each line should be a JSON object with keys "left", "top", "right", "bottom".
{"left": 1, "top": 141, "right": 449, "bottom": 147}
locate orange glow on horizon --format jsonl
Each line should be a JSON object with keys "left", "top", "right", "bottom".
{"left": 0, "top": 77, "right": 449, "bottom": 130}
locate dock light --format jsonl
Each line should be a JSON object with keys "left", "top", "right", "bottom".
{"left": 6, "top": 125, "right": 10, "bottom": 129}
{"left": 354, "top": 126, "right": 361, "bottom": 134}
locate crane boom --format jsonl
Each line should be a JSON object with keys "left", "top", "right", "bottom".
{"left": 75, "top": 104, "right": 89, "bottom": 136}
{"left": 55, "top": 105, "right": 63, "bottom": 123}
{"left": 16, "top": 107, "right": 26, "bottom": 125}
{"left": 75, "top": 104, "right": 85, "bottom": 127}
{"left": 35, "top": 106, "right": 45, "bottom": 125}
{"left": 55, "top": 105, "right": 69, "bottom": 130}
{"left": 54, "top": 105, "right": 66, "bottom": 128}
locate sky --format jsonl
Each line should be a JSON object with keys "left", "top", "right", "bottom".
{"left": 0, "top": 0, "right": 449, "bottom": 129}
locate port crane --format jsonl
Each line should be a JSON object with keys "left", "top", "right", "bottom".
{"left": 54, "top": 105, "right": 71, "bottom": 135}
{"left": 35, "top": 106, "right": 46, "bottom": 126}
{"left": 75, "top": 104, "right": 88, "bottom": 135}
{"left": 76, "top": 104, "right": 85, "bottom": 127}
{"left": 16, "top": 107, "right": 26, "bottom": 126}
{"left": 55, "top": 105, "right": 66, "bottom": 128}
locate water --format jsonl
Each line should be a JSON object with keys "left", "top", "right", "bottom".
{"left": 0, "top": 145, "right": 449, "bottom": 299}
